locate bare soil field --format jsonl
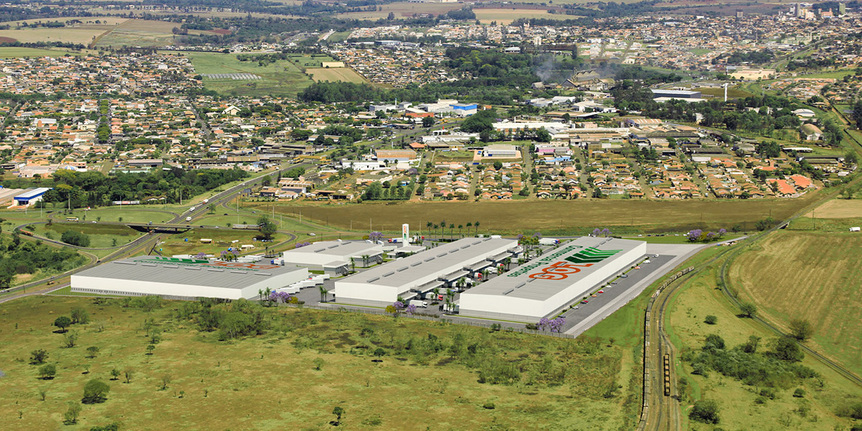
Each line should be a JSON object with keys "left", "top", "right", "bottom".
{"left": 805, "top": 198, "right": 862, "bottom": 219}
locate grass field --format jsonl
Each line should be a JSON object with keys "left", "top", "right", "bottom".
{"left": 666, "top": 259, "right": 860, "bottom": 430}
{"left": 728, "top": 231, "right": 862, "bottom": 377}
{"left": 184, "top": 52, "right": 312, "bottom": 97}
{"left": 36, "top": 223, "right": 141, "bottom": 249}
{"left": 258, "top": 196, "right": 815, "bottom": 236}
{"left": 306, "top": 67, "right": 367, "bottom": 83}
{"left": 0, "top": 296, "right": 639, "bottom": 430}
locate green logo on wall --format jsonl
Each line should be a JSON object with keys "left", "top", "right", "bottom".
{"left": 564, "top": 247, "right": 622, "bottom": 264}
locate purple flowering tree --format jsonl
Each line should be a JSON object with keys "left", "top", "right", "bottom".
{"left": 393, "top": 301, "right": 405, "bottom": 311}
{"left": 537, "top": 317, "right": 551, "bottom": 331}
{"left": 405, "top": 304, "right": 417, "bottom": 315}
{"left": 706, "top": 232, "right": 716, "bottom": 241}
{"left": 549, "top": 317, "right": 566, "bottom": 333}
{"left": 195, "top": 252, "right": 207, "bottom": 259}
{"left": 295, "top": 242, "right": 311, "bottom": 248}
{"left": 601, "top": 228, "right": 611, "bottom": 238}
{"left": 268, "top": 291, "right": 292, "bottom": 304}
{"left": 369, "top": 231, "right": 384, "bottom": 243}
{"left": 687, "top": 229, "right": 703, "bottom": 242}
{"left": 718, "top": 228, "right": 727, "bottom": 238}
{"left": 592, "top": 228, "right": 602, "bottom": 237}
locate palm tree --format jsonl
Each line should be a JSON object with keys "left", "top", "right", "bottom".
{"left": 426, "top": 221, "right": 432, "bottom": 236}
{"left": 474, "top": 221, "right": 480, "bottom": 236}
{"left": 458, "top": 224, "right": 463, "bottom": 238}
{"left": 466, "top": 222, "right": 473, "bottom": 236}
{"left": 449, "top": 224, "right": 454, "bottom": 239}
{"left": 318, "top": 285, "right": 328, "bottom": 303}
{"left": 440, "top": 220, "right": 446, "bottom": 239}
{"left": 350, "top": 257, "right": 356, "bottom": 272}
{"left": 456, "top": 278, "right": 466, "bottom": 291}
{"left": 503, "top": 257, "right": 512, "bottom": 270}
{"left": 432, "top": 224, "right": 438, "bottom": 239}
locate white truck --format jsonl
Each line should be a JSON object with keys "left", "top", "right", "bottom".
{"left": 409, "top": 299, "right": 428, "bottom": 308}
{"left": 186, "top": 216, "right": 192, "bottom": 222}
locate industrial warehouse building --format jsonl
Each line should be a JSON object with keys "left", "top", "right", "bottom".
{"left": 281, "top": 240, "right": 384, "bottom": 275}
{"left": 459, "top": 237, "right": 647, "bottom": 322}
{"left": 71, "top": 256, "right": 308, "bottom": 300}
{"left": 335, "top": 237, "right": 518, "bottom": 306}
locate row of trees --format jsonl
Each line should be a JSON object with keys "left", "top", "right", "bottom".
{"left": 39, "top": 167, "right": 248, "bottom": 209}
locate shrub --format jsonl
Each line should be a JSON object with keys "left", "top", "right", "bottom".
{"left": 704, "top": 315, "right": 718, "bottom": 325}
{"left": 39, "top": 364, "right": 56, "bottom": 380}
{"left": 793, "top": 388, "right": 805, "bottom": 398}
{"left": 689, "top": 399, "right": 720, "bottom": 424}
{"left": 63, "top": 402, "right": 81, "bottom": 425}
{"left": 61, "top": 230, "right": 90, "bottom": 247}
{"left": 30, "top": 349, "right": 49, "bottom": 365}
{"left": 482, "top": 402, "right": 496, "bottom": 410}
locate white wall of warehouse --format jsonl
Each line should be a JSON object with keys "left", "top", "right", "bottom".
{"left": 71, "top": 269, "right": 308, "bottom": 300}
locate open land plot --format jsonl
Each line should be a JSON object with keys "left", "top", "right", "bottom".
{"left": 306, "top": 67, "right": 367, "bottom": 83}
{"left": 184, "top": 52, "right": 312, "bottom": 97}
{"left": 474, "top": 9, "right": 576, "bottom": 25}
{"left": 728, "top": 230, "right": 862, "bottom": 376}
{"left": 692, "top": 86, "right": 753, "bottom": 99}
{"left": 0, "top": 295, "right": 639, "bottom": 430}
{"left": 258, "top": 196, "right": 815, "bottom": 236}
{"left": 94, "top": 19, "right": 181, "bottom": 48}
{"left": 0, "top": 27, "right": 112, "bottom": 45}
{"left": 154, "top": 227, "right": 290, "bottom": 256}
{"left": 804, "top": 198, "right": 862, "bottom": 219}
{"left": 667, "top": 260, "right": 860, "bottom": 430}
{"left": 0, "top": 47, "right": 85, "bottom": 58}
{"left": 335, "top": 1, "right": 462, "bottom": 20}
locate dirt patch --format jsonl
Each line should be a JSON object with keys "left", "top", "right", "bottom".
{"left": 0, "top": 36, "right": 17, "bottom": 43}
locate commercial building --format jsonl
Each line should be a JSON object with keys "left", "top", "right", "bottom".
{"left": 483, "top": 145, "right": 519, "bottom": 158}
{"left": 335, "top": 237, "right": 518, "bottom": 306}
{"left": 71, "top": 256, "right": 308, "bottom": 300}
{"left": 281, "top": 240, "right": 384, "bottom": 275}
{"left": 650, "top": 89, "right": 702, "bottom": 99}
{"left": 459, "top": 237, "right": 647, "bottom": 322}
{"left": 13, "top": 187, "right": 51, "bottom": 206}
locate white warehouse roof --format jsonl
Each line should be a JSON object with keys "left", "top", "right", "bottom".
{"left": 282, "top": 240, "right": 384, "bottom": 268}
{"left": 459, "top": 237, "right": 647, "bottom": 322}
{"left": 335, "top": 237, "right": 518, "bottom": 306}
{"left": 71, "top": 256, "right": 308, "bottom": 300}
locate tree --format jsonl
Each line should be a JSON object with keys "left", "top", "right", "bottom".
{"left": 318, "top": 285, "right": 328, "bottom": 303}
{"left": 313, "top": 357, "right": 325, "bottom": 371}
{"left": 63, "top": 402, "right": 82, "bottom": 425}
{"left": 332, "top": 406, "right": 345, "bottom": 425}
{"left": 853, "top": 99, "right": 862, "bottom": 130}
{"left": 689, "top": 399, "right": 720, "bottom": 424}
{"left": 771, "top": 337, "right": 804, "bottom": 362}
{"left": 54, "top": 316, "right": 72, "bottom": 333}
{"left": 39, "top": 364, "right": 57, "bottom": 380}
{"left": 110, "top": 368, "right": 120, "bottom": 381}
{"left": 257, "top": 216, "right": 277, "bottom": 241}
{"left": 789, "top": 318, "right": 813, "bottom": 341}
{"left": 63, "top": 331, "right": 78, "bottom": 348}
{"left": 422, "top": 116, "right": 435, "bottom": 128}
{"left": 704, "top": 315, "right": 717, "bottom": 325}
{"left": 739, "top": 302, "right": 757, "bottom": 318}
{"left": 70, "top": 307, "right": 89, "bottom": 324}
{"left": 82, "top": 379, "right": 110, "bottom": 403}
{"left": 30, "top": 349, "right": 49, "bottom": 365}
{"left": 61, "top": 230, "right": 90, "bottom": 247}
{"left": 160, "top": 374, "right": 171, "bottom": 390}
{"left": 493, "top": 161, "right": 503, "bottom": 171}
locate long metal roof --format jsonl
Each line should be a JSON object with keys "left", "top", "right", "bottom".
{"left": 73, "top": 256, "right": 306, "bottom": 290}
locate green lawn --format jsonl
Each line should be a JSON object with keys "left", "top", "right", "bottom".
{"left": 184, "top": 52, "right": 313, "bottom": 97}
{"left": 0, "top": 47, "right": 83, "bottom": 57}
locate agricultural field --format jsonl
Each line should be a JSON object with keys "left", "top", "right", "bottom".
{"left": 667, "top": 259, "right": 861, "bottom": 430}
{"left": 259, "top": 196, "right": 815, "bottom": 236}
{"left": 306, "top": 67, "right": 367, "bottom": 84}
{"left": 184, "top": 52, "right": 313, "bottom": 97}
{"left": 94, "top": 19, "right": 181, "bottom": 48}
{"left": 728, "top": 230, "right": 862, "bottom": 377}
{"left": 0, "top": 296, "right": 639, "bottom": 430}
